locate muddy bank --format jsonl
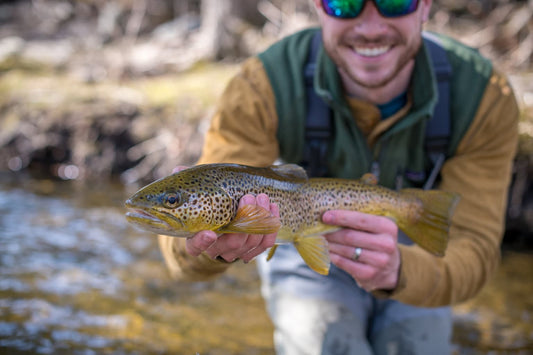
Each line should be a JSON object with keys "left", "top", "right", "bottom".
{"left": 0, "top": 63, "right": 238, "bottom": 184}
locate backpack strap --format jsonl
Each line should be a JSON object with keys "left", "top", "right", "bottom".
{"left": 422, "top": 32, "right": 452, "bottom": 189}
{"left": 300, "top": 30, "right": 331, "bottom": 178}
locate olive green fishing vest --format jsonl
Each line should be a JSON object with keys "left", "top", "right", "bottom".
{"left": 258, "top": 28, "right": 492, "bottom": 189}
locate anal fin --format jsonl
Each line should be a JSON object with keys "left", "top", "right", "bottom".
{"left": 294, "top": 235, "right": 330, "bottom": 275}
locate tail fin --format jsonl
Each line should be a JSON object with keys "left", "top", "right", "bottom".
{"left": 398, "top": 189, "right": 460, "bottom": 256}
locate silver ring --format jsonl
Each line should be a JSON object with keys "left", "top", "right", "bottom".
{"left": 352, "top": 247, "right": 362, "bottom": 262}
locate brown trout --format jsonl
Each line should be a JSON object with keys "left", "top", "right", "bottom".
{"left": 125, "top": 163, "right": 459, "bottom": 275}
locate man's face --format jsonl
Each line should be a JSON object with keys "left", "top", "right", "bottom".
{"left": 315, "top": 0, "right": 432, "bottom": 93}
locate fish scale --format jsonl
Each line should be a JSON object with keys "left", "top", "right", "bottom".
{"left": 125, "top": 163, "right": 459, "bottom": 275}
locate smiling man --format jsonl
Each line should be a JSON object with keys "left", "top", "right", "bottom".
{"left": 158, "top": 1, "right": 519, "bottom": 354}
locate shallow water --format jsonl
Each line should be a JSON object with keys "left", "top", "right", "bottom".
{"left": 0, "top": 173, "right": 531, "bottom": 354}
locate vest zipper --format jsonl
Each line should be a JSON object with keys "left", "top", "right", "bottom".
{"left": 371, "top": 139, "right": 386, "bottom": 182}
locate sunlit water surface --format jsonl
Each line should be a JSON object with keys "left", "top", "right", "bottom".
{"left": 0, "top": 174, "right": 531, "bottom": 354}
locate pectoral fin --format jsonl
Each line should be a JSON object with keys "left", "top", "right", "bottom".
{"left": 294, "top": 235, "right": 330, "bottom": 275}
{"left": 217, "top": 204, "right": 281, "bottom": 235}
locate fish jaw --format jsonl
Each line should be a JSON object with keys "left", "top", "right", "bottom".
{"left": 124, "top": 199, "right": 193, "bottom": 238}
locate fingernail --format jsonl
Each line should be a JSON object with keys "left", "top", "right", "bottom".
{"left": 243, "top": 257, "right": 255, "bottom": 264}
{"left": 241, "top": 195, "right": 254, "bottom": 205}
{"left": 322, "top": 211, "right": 333, "bottom": 224}
{"left": 257, "top": 194, "right": 267, "bottom": 205}
{"left": 202, "top": 232, "right": 216, "bottom": 245}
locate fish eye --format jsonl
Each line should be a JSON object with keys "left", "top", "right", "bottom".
{"left": 163, "top": 192, "right": 183, "bottom": 209}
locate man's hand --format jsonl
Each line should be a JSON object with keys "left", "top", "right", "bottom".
{"left": 322, "top": 210, "right": 401, "bottom": 292}
{"left": 173, "top": 165, "right": 278, "bottom": 263}
{"left": 186, "top": 193, "right": 279, "bottom": 262}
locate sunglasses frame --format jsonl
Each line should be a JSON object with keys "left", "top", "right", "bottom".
{"left": 321, "top": 0, "right": 420, "bottom": 19}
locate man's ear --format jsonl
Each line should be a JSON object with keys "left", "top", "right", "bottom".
{"left": 420, "top": 0, "right": 433, "bottom": 22}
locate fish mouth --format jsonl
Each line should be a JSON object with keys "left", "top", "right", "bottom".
{"left": 125, "top": 208, "right": 173, "bottom": 232}
{"left": 125, "top": 201, "right": 192, "bottom": 238}
{"left": 125, "top": 208, "right": 164, "bottom": 224}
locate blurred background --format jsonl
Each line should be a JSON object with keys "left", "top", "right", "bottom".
{"left": 0, "top": 0, "right": 531, "bottom": 354}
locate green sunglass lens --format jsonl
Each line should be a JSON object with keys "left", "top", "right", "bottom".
{"left": 375, "top": 0, "right": 419, "bottom": 17}
{"left": 322, "top": 0, "right": 364, "bottom": 19}
{"left": 322, "top": 0, "right": 419, "bottom": 19}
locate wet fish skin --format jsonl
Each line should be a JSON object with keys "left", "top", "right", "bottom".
{"left": 125, "top": 163, "right": 459, "bottom": 275}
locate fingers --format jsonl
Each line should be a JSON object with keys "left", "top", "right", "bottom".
{"left": 328, "top": 251, "right": 377, "bottom": 285}
{"left": 211, "top": 193, "right": 277, "bottom": 262}
{"left": 241, "top": 202, "right": 279, "bottom": 262}
{"left": 324, "top": 210, "right": 398, "bottom": 257}
{"left": 185, "top": 193, "right": 278, "bottom": 263}
{"left": 328, "top": 242, "right": 390, "bottom": 269}
{"left": 326, "top": 228, "right": 398, "bottom": 255}
{"left": 204, "top": 194, "right": 261, "bottom": 261}
{"left": 327, "top": 238, "right": 400, "bottom": 291}
{"left": 322, "top": 210, "right": 397, "bottom": 235}
{"left": 185, "top": 230, "right": 218, "bottom": 256}
{"left": 323, "top": 210, "right": 401, "bottom": 291}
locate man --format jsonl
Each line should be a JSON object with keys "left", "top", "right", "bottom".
{"left": 158, "top": 0, "right": 518, "bottom": 353}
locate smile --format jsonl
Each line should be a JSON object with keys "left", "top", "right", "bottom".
{"left": 353, "top": 46, "right": 391, "bottom": 57}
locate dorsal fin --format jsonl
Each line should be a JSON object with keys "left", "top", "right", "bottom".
{"left": 271, "top": 164, "right": 308, "bottom": 180}
{"left": 360, "top": 173, "right": 378, "bottom": 185}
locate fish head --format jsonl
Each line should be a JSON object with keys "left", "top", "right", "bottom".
{"left": 125, "top": 169, "right": 235, "bottom": 237}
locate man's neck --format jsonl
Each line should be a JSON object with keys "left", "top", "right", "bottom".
{"left": 339, "top": 60, "right": 415, "bottom": 105}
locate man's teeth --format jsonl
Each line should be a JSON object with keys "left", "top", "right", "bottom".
{"left": 354, "top": 46, "right": 390, "bottom": 57}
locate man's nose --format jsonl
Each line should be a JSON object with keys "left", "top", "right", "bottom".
{"left": 352, "top": 1, "right": 388, "bottom": 34}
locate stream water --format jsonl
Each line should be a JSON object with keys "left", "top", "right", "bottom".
{"left": 0, "top": 173, "right": 531, "bottom": 354}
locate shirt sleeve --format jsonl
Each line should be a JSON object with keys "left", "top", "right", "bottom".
{"left": 388, "top": 70, "right": 519, "bottom": 306}
{"left": 158, "top": 57, "right": 279, "bottom": 281}
{"left": 197, "top": 57, "right": 279, "bottom": 166}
